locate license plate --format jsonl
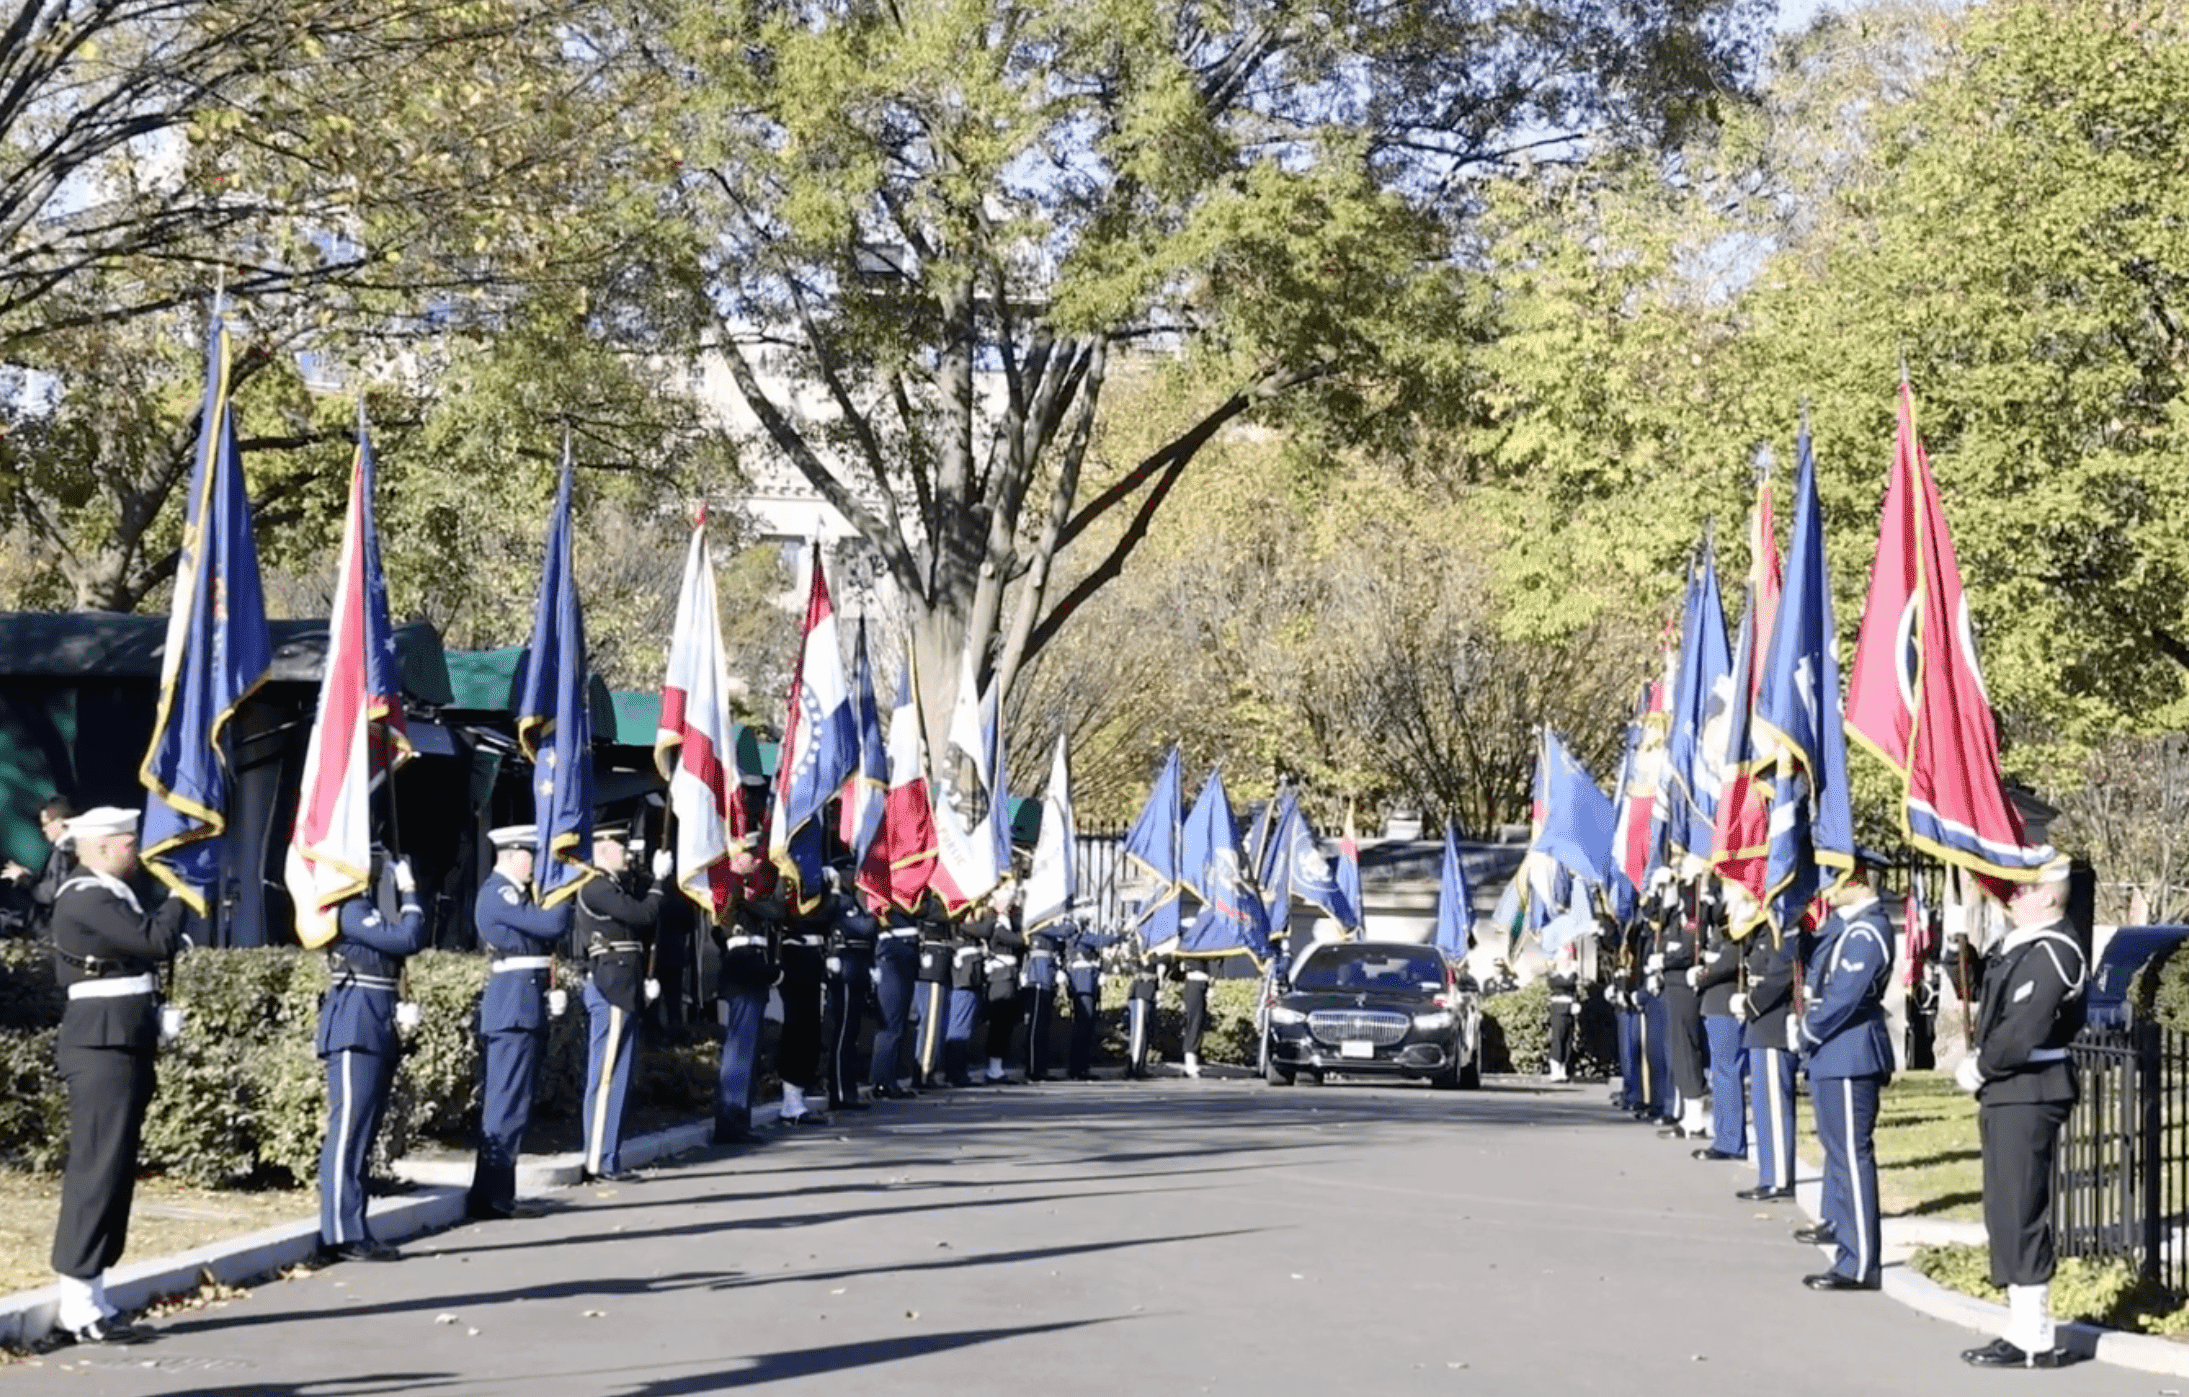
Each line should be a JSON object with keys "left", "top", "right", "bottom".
{"left": 1341, "top": 1040, "right": 1374, "bottom": 1060}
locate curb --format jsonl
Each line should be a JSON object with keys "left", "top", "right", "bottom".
{"left": 1777, "top": 1152, "right": 2189, "bottom": 1377}
{"left": 0, "top": 1105, "right": 759, "bottom": 1351}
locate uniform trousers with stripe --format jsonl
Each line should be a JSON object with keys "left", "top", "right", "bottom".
{"left": 825, "top": 945, "right": 872, "bottom": 1107}
{"left": 1181, "top": 972, "right": 1212, "bottom": 1059}
{"left": 1704, "top": 1015, "right": 1749, "bottom": 1156}
{"left": 320, "top": 1048, "right": 397, "bottom": 1245}
{"left": 1981, "top": 1098, "right": 2073, "bottom": 1288}
{"left": 1639, "top": 990, "right": 1671, "bottom": 1117}
{"left": 471, "top": 1027, "right": 542, "bottom": 1214}
{"left": 1746, "top": 1046, "right": 1796, "bottom": 1190}
{"left": 1125, "top": 995, "right": 1153, "bottom": 1076}
{"left": 1021, "top": 983, "right": 1055, "bottom": 1079}
{"left": 1812, "top": 1073, "right": 1884, "bottom": 1284}
{"left": 944, "top": 986, "right": 980, "bottom": 1084}
{"left": 867, "top": 939, "right": 918, "bottom": 1090}
{"left": 714, "top": 984, "right": 768, "bottom": 1136}
{"left": 582, "top": 980, "right": 637, "bottom": 1174}
{"left": 915, "top": 980, "right": 950, "bottom": 1085}
{"left": 1616, "top": 1006, "right": 1641, "bottom": 1108}
{"left": 52, "top": 1044, "right": 156, "bottom": 1279}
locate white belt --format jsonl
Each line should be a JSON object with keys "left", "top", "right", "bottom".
{"left": 69, "top": 974, "right": 156, "bottom": 1000}
{"left": 596, "top": 941, "right": 642, "bottom": 954}
{"left": 953, "top": 946, "right": 983, "bottom": 962}
{"left": 1070, "top": 960, "right": 1101, "bottom": 969}
{"left": 2027, "top": 1047, "right": 2069, "bottom": 1064}
{"left": 493, "top": 956, "right": 552, "bottom": 973}
{"left": 724, "top": 935, "right": 766, "bottom": 950}
{"left": 882, "top": 928, "right": 920, "bottom": 940}
{"left": 333, "top": 975, "right": 400, "bottom": 992}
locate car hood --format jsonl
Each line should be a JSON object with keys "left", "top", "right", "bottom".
{"left": 1277, "top": 990, "right": 1441, "bottom": 1013}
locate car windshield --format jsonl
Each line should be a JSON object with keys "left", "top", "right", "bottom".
{"left": 1290, "top": 945, "right": 1445, "bottom": 994}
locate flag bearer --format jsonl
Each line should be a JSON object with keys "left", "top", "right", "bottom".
{"left": 468, "top": 825, "right": 572, "bottom": 1220}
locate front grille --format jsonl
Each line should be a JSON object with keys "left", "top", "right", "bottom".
{"left": 1307, "top": 1009, "right": 1410, "bottom": 1047}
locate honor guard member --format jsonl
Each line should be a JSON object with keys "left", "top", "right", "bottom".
{"left": 1633, "top": 894, "right": 1674, "bottom": 1124}
{"left": 1022, "top": 911, "right": 1064, "bottom": 1081}
{"left": 775, "top": 876, "right": 832, "bottom": 1125}
{"left": 1545, "top": 940, "right": 1581, "bottom": 1082}
{"left": 868, "top": 896, "right": 923, "bottom": 1099}
{"left": 1792, "top": 852, "right": 1895, "bottom": 1291}
{"left": 980, "top": 884, "right": 1026, "bottom": 1083}
{"left": 1064, "top": 916, "right": 1116, "bottom": 1080}
{"left": 46, "top": 807, "right": 191, "bottom": 1345}
{"left": 1123, "top": 945, "right": 1161, "bottom": 1079}
{"left": 1179, "top": 956, "right": 1213, "bottom": 1078}
{"left": 912, "top": 893, "right": 955, "bottom": 1087}
{"left": 468, "top": 825, "right": 573, "bottom": 1221}
{"left": 575, "top": 823, "right": 669, "bottom": 1181}
{"left": 1609, "top": 920, "right": 1642, "bottom": 1110}
{"left": 1956, "top": 856, "right": 2087, "bottom": 1369}
{"left": 317, "top": 854, "right": 426, "bottom": 1262}
{"left": 824, "top": 867, "right": 878, "bottom": 1111}
{"left": 942, "top": 904, "right": 985, "bottom": 1086}
{"left": 1736, "top": 923, "right": 1800, "bottom": 1202}
{"left": 712, "top": 842, "right": 781, "bottom": 1145}
{"left": 2, "top": 795, "right": 76, "bottom": 940}
{"left": 1659, "top": 875, "right": 1710, "bottom": 1138}
{"left": 1693, "top": 892, "right": 1749, "bottom": 1163}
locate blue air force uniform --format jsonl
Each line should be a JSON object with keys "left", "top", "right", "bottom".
{"left": 1797, "top": 893, "right": 1894, "bottom": 1287}
{"left": 468, "top": 867, "right": 571, "bottom": 1218}
{"left": 712, "top": 865, "right": 780, "bottom": 1143}
{"left": 576, "top": 868, "right": 663, "bottom": 1176}
{"left": 1740, "top": 931, "right": 1799, "bottom": 1196}
{"left": 1697, "top": 920, "right": 1748, "bottom": 1158}
{"left": 1065, "top": 921, "right": 1120, "bottom": 1079}
{"left": 318, "top": 888, "right": 426, "bottom": 1250}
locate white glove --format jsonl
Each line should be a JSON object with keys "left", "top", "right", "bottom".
{"left": 1784, "top": 1014, "right": 1801, "bottom": 1054}
{"left": 158, "top": 1004, "right": 186, "bottom": 1045}
{"left": 1684, "top": 967, "right": 1701, "bottom": 989}
{"left": 651, "top": 848, "right": 674, "bottom": 882}
{"left": 547, "top": 988, "right": 569, "bottom": 1018}
{"left": 1728, "top": 992, "right": 1748, "bottom": 1021}
{"left": 1645, "top": 954, "right": 1664, "bottom": 974}
{"left": 391, "top": 858, "right": 416, "bottom": 894}
{"left": 395, "top": 1000, "right": 422, "bottom": 1031}
{"left": 1645, "top": 974, "right": 1663, "bottom": 996}
{"left": 643, "top": 978, "right": 661, "bottom": 1004}
{"left": 1955, "top": 1054, "right": 1983, "bottom": 1093}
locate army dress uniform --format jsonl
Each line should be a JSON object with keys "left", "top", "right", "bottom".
{"left": 468, "top": 853, "right": 572, "bottom": 1219}
{"left": 912, "top": 902, "right": 957, "bottom": 1087}
{"left": 1738, "top": 931, "right": 1799, "bottom": 1200}
{"left": 47, "top": 848, "right": 190, "bottom": 1341}
{"left": 868, "top": 905, "right": 922, "bottom": 1097}
{"left": 825, "top": 886, "right": 879, "bottom": 1110}
{"left": 1695, "top": 918, "right": 1748, "bottom": 1161}
{"left": 575, "top": 865, "right": 663, "bottom": 1178}
{"left": 318, "top": 884, "right": 426, "bottom": 1258}
{"left": 776, "top": 896, "right": 831, "bottom": 1123}
{"left": 1961, "top": 880, "right": 2087, "bottom": 1367}
{"left": 1794, "top": 889, "right": 1894, "bottom": 1290}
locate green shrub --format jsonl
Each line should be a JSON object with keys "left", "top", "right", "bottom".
{"left": 1910, "top": 1242, "right": 2161, "bottom": 1330}
{"left": 1482, "top": 981, "right": 1549, "bottom": 1074}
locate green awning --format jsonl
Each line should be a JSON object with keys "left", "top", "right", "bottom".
{"left": 441, "top": 646, "right": 613, "bottom": 731}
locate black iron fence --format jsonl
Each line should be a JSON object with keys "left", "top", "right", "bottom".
{"left": 2057, "top": 1022, "right": 2189, "bottom": 1294}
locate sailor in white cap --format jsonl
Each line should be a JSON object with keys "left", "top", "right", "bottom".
{"left": 1958, "top": 854, "right": 2087, "bottom": 1369}
{"left": 466, "top": 823, "right": 573, "bottom": 1221}
{"left": 46, "top": 806, "right": 192, "bottom": 1345}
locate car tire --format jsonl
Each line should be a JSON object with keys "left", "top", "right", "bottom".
{"left": 1264, "top": 1039, "right": 1295, "bottom": 1087}
{"left": 1430, "top": 1057, "right": 1461, "bottom": 1091}
{"left": 1458, "top": 1044, "right": 1483, "bottom": 1090}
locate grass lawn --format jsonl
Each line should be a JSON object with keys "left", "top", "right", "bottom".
{"left": 1798, "top": 1068, "right": 1983, "bottom": 1221}
{"left": 0, "top": 1171, "right": 314, "bottom": 1297}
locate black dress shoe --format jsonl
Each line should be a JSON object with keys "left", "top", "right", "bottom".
{"left": 1793, "top": 1223, "right": 1835, "bottom": 1245}
{"left": 872, "top": 1084, "right": 915, "bottom": 1101}
{"left": 1960, "top": 1337, "right": 2069, "bottom": 1369}
{"left": 1802, "top": 1272, "right": 1877, "bottom": 1292}
{"left": 780, "top": 1112, "right": 832, "bottom": 1128}
{"left": 584, "top": 1168, "right": 639, "bottom": 1183}
{"left": 63, "top": 1316, "right": 153, "bottom": 1346}
{"left": 321, "top": 1238, "right": 402, "bottom": 1263}
{"left": 710, "top": 1127, "right": 771, "bottom": 1146}
{"left": 1736, "top": 1185, "right": 1795, "bottom": 1202}
{"left": 1692, "top": 1147, "right": 1744, "bottom": 1161}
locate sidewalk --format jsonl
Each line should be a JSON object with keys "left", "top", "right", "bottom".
{"left": 0, "top": 1105, "right": 775, "bottom": 1351}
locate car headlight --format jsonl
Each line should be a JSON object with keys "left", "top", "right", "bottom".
{"left": 1413, "top": 1010, "right": 1454, "bottom": 1031}
{"left": 1268, "top": 1006, "right": 1308, "bottom": 1025}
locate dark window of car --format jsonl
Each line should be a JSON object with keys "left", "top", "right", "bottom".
{"left": 1290, "top": 945, "right": 1446, "bottom": 993}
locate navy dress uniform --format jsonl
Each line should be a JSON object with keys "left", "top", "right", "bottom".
{"left": 1959, "top": 858, "right": 2087, "bottom": 1369}
{"left": 1794, "top": 872, "right": 1894, "bottom": 1291}
{"left": 981, "top": 898, "right": 1026, "bottom": 1083}
{"left": 1022, "top": 922, "right": 1063, "bottom": 1081}
{"left": 574, "top": 834, "right": 666, "bottom": 1181}
{"left": 776, "top": 895, "right": 831, "bottom": 1124}
{"left": 46, "top": 808, "right": 191, "bottom": 1345}
{"left": 1659, "top": 890, "right": 1709, "bottom": 1136}
{"left": 1545, "top": 945, "right": 1580, "bottom": 1082}
{"left": 468, "top": 826, "right": 573, "bottom": 1220}
{"left": 1124, "top": 950, "right": 1161, "bottom": 1079}
{"left": 1694, "top": 916, "right": 1749, "bottom": 1162}
{"left": 1737, "top": 929, "right": 1800, "bottom": 1201}
{"left": 317, "top": 865, "right": 426, "bottom": 1261}
{"left": 1179, "top": 957, "right": 1213, "bottom": 1078}
{"left": 868, "top": 903, "right": 922, "bottom": 1098}
{"left": 825, "top": 880, "right": 879, "bottom": 1110}
{"left": 1633, "top": 917, "right": 1673, "bottom": 1123}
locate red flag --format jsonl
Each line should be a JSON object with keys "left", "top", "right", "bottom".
{"left": 859, "top": 644, "right": 939, "bottom": 911}
{"left": 655, "top": 510, "right": 737, "bottom": 921}
{"left": 1847, "top": 382, "right": 2050, "bottom": 881}
{"left": 1711, "top": 475, "right": 1781, "bottom": 913}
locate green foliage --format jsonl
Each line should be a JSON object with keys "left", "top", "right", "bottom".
{"left": 1481, "top": 981, "right": 1549, "bottom": 1075}
{"left": 1910, "top": 1242, "right": 2174, "bottom": 1332}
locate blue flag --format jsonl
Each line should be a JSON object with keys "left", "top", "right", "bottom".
{"left": 1537, "top": 730, "right": 1617, "bottom": 888}
{"left": 1271, "top": 795, "right": 1344, "bottom": 928}
{"left": 1755, "top": 423, "right": 1855, "bottom": 932}
{"left": 985, "top": 682, "right": 1012, "bottom": 878}
{"left": 1121, "top": 746, "right": 1183, "bottom": 942}
{"left": 1176, "top": 768, "right": 1272, "bottom": 962}
{"left": 1433, "top": 824, "right": 1473, "bottom": 958}
{"left": 1256, "top": 787, "right": 1297, "bottom": 935}
{"left": 1333, "top": 805, "right": 1364, "bottom": 933}
{"left": 1659, "top": 543, "right": 1732, "bottom": 867}
{"left": 515, "top": 444, "right": 596, "bottom": 907}
{"left": 841, "top": 620, "right": 889, "bottom": 869}
{"left": 140, "top": 310, "right": 272, "bottom": 914}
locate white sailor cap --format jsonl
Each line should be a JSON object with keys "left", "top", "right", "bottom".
{"left": 488, "top": 824, "right": 537, "bottom": 849}
{"left": 65, "top": 806, "right": 138, "bottom": 841}
{"left": 2035, "top": 853, "right": 2073, "bottom": 886}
